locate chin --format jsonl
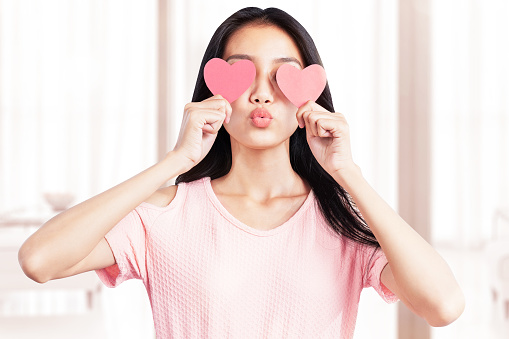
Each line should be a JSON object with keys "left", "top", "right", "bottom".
{"left": 236, "top": 137, "right": 291, "bottom": 151}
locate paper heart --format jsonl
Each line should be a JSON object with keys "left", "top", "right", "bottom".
{"left": 204, "top": 58, "right": 256, "bottom": 103}
{"left": 276, "top": 64, "right": 327, "bottom": 107}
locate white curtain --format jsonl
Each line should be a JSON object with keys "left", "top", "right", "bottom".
{"left": 430, "top": 0, "right": 509, "bottom": 248}
{"left": 0, "top": 0, "right": 158, "bottom": 211}
{"left": 0, "top": 0, "right": 157, "bottom": 338}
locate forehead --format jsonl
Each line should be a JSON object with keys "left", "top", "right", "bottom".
{"left": 223, "top": 24, "right": 303, "bottom": 64}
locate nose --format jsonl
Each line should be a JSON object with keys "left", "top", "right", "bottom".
{"left": 249, "top": 72, "right": 274, "bottom": 105}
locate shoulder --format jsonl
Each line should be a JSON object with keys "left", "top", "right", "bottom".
{"left": 144, "top": 185, "right": 179, "bottom": 208}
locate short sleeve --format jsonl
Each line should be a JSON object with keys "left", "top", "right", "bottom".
{"left": 95, "top": 208, "right": 148, "bottom": 288}
{"left": 363, "top": 247, "right": 399, "bottom": 304}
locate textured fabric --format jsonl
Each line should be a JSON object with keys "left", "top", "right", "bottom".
{"left": 96, "top": 177, "right": 398, "bottom": 339}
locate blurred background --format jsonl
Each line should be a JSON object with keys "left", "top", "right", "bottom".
{"left": 0, "top": 0, "right": 507, "bottom": 338}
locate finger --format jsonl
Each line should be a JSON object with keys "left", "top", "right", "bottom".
{"left": 302, "top": 110, "right": 319, "bottom": 137}
{"left": 296, "top": 102, "right": 312, "bottom": 129}
{"left": 317, "top": 117, "right": 346, "bottom": 138}
{"left": 296, "top": 100, "right": 329, "bottom": 128}
{"left": 210, "top": 98, "right": 232, "bottom": 124}
{"left": 202, "top": 120, "right": 222, "bottom": 134}
{"left": 200, "top": 96, "right": 232, "bottom": 115}
{"left": 194, "top": 109, "right": 228, "bottom": 134}
{"left": 303, "top": 111, "right": 336, "bottom": 136}
{"left": 203, "top": 95, "right": 233, "bottom": 122}
{"left": 225, "top": 102, "right": 232, "bottom": 124}
{"left": 316, "top": 119, "right": 334, "bottom": 137}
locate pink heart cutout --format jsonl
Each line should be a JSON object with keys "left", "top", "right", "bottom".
{"left": 276, "top": 64, "right": 327, "bottom": 107}
{"left": 204, "top": 58, "right": 256, "bottom": 103}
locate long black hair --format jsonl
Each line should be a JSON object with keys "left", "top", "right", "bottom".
{"left": 175, "top": 7, "right": 379, "bottom": 247}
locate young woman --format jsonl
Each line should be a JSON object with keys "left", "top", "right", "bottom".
{"left": 19, "top": 7, "right": 464, "bottom": 338}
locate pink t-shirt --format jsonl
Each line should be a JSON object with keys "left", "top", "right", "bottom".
{"left": 95, "top": 176, "right": 398, "bottom": 338}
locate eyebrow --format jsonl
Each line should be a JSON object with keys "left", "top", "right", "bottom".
{"left": 225, "top": 54, "right": 303, "bottom": 68}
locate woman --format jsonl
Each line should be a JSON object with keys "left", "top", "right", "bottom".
{"left": 19, "top": 7, "right": 464, "bottom": 338}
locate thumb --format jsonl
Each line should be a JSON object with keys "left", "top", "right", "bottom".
{"left": 202, "top": 123, "right": 215, "bottom": 134}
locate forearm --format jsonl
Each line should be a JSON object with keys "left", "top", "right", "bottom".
{"left": 19, "top": 151, "right": 187, "bottom": 280}
{"left": 332, "top": 164, "right": 464, "bottom": 325}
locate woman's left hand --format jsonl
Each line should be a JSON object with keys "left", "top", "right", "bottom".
{"left": 296, "top": 100, "right": 356, "bottom": 176}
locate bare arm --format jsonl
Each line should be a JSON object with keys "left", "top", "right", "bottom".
{"left": 18, "top": 152, "right": 188, "bottom": 283}
{"left": 332, "top": 165, "right": 465, "bottom": 327}
{"left": 18, "top": 95, "right": 231, "bottom": 284}
{"left": 295, "top": 100, "right": 464, "bottom": 327}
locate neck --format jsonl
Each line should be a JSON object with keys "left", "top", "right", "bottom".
{"left": 216, "top": 139, "right": 309, "bottom": 202}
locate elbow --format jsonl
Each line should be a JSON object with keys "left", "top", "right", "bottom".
{"left": 18, "top": 245, "right": 51, "bottom": 284}
{"left": 426, "top": 289, "right": 465, "bottom": 327}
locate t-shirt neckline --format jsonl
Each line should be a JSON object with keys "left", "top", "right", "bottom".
{"left": 202, "top": 176, "right": 314, "bottom": 237}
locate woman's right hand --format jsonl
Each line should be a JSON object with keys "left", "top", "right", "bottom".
{"left": 18, "top": 98, "right": 232, "bottom": 284}
{"left": 171, "top": 95, "right": 232, "bottom": 172}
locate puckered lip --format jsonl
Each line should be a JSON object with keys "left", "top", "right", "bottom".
{"left": 249, "top": 108, "right": 273, "bottom": 119}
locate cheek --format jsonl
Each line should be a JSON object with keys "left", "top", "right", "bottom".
{"left": 285, "top": 106, "right": 299, "bottom": 124}
{"left": 222, "top": 114, "right": 242, "bottom": 136}
{"left": 222, "top": 121, "right": 233, "bottom": 135}
{"left": 226, "top": 109, "right": 242, "bottom": 129}
{"left": 228, "top": 102, "right": 244, "bottom": 121}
